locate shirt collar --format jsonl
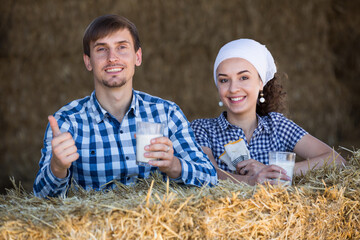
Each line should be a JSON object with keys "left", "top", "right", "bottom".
{"left": 216, "top": 111, "right": 271, "bottom": 134}
{"left": 90, "top": 91, "right": 107, "bottom": 123}
{"left": 132, "top": 90, "right": 140, "bottom": 118}
{"left": 90, "top": 90, "right": 138, "bottom": 124}
{"left": 255, "top": 114, "right": 271, "bottom": 134}
{"left": 217, "top": 112, "right": 231, "bottom": 131}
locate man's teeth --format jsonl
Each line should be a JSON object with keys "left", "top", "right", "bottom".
{"left": 231, "top": 97, "right": 245, "bottom": 101}
{"left": 106, "top": 68, "right": 122, "bottom": 73}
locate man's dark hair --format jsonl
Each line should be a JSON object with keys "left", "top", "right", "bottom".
{"left": 83, "top": 14, "right": 141, "bottom": 57}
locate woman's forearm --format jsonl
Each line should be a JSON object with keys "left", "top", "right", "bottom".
{"left": 294, "top": 150, "right": 345, "bottom": 175}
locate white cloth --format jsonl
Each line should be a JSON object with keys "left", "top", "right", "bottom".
{"left": 213, "top": 38, "right": 277, "bottom": 86}
{"left": 219, "top": 138, "right": 250, "bottom": 172}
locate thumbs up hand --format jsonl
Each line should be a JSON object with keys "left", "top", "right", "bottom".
{"left": 48, "top": 116, "right": 79, "bottom": 178}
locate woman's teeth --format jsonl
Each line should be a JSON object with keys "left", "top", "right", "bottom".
{"left": 230, "top": 96, "right": 245, "bottom": 101}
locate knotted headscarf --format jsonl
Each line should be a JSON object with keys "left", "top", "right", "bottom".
{"left": 213, "top": 39, "right": 276, "bottom": 86}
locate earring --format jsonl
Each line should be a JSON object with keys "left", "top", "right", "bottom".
{"left": 259, "top": 91, "right": 265, "bottom": 103}
{"left": 218, "top": 101, "right": 223, "bottom": 107}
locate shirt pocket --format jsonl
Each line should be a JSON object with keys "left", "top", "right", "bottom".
{"left": 73, "top": 148, "right": 106, "bottom": 177}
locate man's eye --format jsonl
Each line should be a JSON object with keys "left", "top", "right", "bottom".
{"left": 97, "top": 47, "right": 106, "bottom": 51}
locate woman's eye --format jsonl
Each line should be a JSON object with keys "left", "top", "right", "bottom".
{"left": 240, "top": 76, "right": 249, "bottom": 80}
{"left": 219, "top": 78, "right": 228, "bottom": 83}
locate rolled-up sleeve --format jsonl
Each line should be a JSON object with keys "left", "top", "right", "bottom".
{"left": 168, "top": 105, "right": 218, "bottom": 187}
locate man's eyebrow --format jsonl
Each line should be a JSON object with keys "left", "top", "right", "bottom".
{"left": 116, "top": 40, "right": 131, "bottom": 44}
{"left": 93, "top": 40, "right": 131, "bottom": 48}
{"left": 93, "top": 42, "right": 106, "bottom": 48}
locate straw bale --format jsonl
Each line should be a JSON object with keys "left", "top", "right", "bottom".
{"left": 1, "top": 0, "right": 359, "bottom": 195}
{"left": 0, "top": 149, "right": 359, "bottom": 239}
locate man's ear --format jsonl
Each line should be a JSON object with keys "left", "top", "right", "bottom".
{"left": 83, "top": 54, "right": 93, "bottom": 71}
{"left": 135, "top": 47, "right": 142, "bottom": 66}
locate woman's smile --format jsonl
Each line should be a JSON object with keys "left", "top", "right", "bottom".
{"left": 229, "top": 96, "right": 246, "bottom": 103}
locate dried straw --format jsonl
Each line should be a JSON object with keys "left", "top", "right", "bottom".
{"left": 0, "top": 149, "right": 359, "bottom": 239}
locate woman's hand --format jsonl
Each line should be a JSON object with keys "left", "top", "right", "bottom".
{"left": 236, "top": 159, "right": 266, "bottom": 176}
{"left": 236, "top": 159, "right": 290, "bottom": 185}
{"left": 246, "top": 164, "right": 291, "bottom": 185}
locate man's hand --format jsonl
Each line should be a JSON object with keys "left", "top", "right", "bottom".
{"left": 48, "top": 116, "right": 79, "bottom": 178}
{"left": 145, "top": 137, "right": 182, "bottom": 179}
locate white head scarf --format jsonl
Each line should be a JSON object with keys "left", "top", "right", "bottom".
{"left": 213, "top": 39, "right": 276, "bottom": 86}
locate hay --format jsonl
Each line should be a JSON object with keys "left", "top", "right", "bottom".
{"left": 1, "top": 149, "right": 359, "bottom": 239}
{"left": 1, "top": 0, "right": 360, "bottom": 193}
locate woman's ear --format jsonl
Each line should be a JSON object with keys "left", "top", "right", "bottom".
{"left": 259, "top": 78, "right": 264, "bottom": 91}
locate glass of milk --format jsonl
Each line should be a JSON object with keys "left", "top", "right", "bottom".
{"left": 136, "top": 121, "right": 164, "bottom": 166}
{"left": 268, "top": 151, "right": 296, "bottom": 186}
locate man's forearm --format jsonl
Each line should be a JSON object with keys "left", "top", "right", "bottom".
{"left": 33, "top": 163, "right": 69, "bottom": 198}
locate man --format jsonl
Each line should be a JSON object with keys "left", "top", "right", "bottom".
{"left": 33, "top": 15, "right": 217, "bottom": 198}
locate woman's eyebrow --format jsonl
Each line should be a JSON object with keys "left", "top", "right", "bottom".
{"left": 237, "top": 70, "right": 250, "bottom": 75}
{"left": 217, "top": 73, "right": 228, "bottom": 77}
{"left": 218, "top": 70, "right": 250, "bottom": 77}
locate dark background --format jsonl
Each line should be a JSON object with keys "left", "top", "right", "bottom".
{"left": 1, "top": 0, "right": 359, "bottom": 193}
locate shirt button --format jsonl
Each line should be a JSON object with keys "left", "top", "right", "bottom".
{"left": 125, "top": 156, "right": 129, "bottom": 160}
{"left": 126, "top": 177, "right": 131, "bottom": 181}
{"left": 120, "top": 130, "right": 124, "bottom": 134}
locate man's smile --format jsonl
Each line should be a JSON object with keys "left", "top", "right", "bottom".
{"left": 104, "top": 65, "right": 124, "bottom": 73}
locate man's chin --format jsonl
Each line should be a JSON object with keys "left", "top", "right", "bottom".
{"left": 102, "top": 80, "right": 126, "bottom": 88}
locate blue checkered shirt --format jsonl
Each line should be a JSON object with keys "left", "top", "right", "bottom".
{"left": 34, "top": 90, "right": 217, "bottom": 197}
{"left": 190, "top": 112, "right": 307, "bottom": 172}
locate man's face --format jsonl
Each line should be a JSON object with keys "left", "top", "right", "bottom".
{"left": 83, "top": 28, "right": 142, "bottom": 89}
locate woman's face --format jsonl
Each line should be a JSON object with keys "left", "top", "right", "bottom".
{"left": 216, "top": 58, "right": 263, "bottom": 118}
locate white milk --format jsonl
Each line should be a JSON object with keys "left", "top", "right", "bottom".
{"left": 277, "top": 161, "right": 295, "bottom": 180}
{"left": 269, "top": 151, "right": 296, "bottom": 186}
{"left": 136, "top": 134, "right": 162, "bottom": 163}
{"left": 269, "top": 160, "right": 295, "bottom": 186}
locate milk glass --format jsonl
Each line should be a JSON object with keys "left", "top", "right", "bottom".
{"left": 136, "top": 122, "right": 164, "bottom": 166}
{"left": 269, "top": 151, "right": 296, "bottom": 186}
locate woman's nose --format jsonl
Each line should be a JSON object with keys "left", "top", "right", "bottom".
{"left": 229, "top": 80, "right": 239, "bottom": 93}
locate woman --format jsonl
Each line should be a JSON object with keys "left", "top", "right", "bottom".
{"left": 191, "top": 39, "right": 345, "bottom": 185}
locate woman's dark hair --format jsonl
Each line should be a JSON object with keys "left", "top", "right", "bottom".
{"left": 83, "top": 14, "right": 141, "bottom": 57}
{"left": 256, "top": 72, "right": 287, "bottom": 116}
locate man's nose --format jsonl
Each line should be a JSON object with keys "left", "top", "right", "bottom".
{"left": 107, "top": 49, "right": 119, "bottom": 62}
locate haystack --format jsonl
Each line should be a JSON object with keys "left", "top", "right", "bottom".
{"left": 1, "top": 0, "right": 360, "bottom": 193}
{"left": 1, "top": 149, "right": 359, "bottom": 239}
